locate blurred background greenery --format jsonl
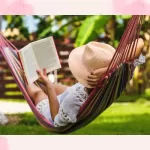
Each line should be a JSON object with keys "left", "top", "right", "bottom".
{"left": 2, "top": 15, "right": 150, "bottom": 94}
{"left": 1, "top": 15, "right": 150, "bottom": 134}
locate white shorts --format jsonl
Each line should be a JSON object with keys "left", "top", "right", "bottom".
{"left": 36, "top": 83, "right": 88, "bottom": 127}
{"left": 36, "top": 99, "right": 54, "bottom": 124}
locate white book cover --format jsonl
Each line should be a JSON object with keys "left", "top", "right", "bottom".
{"left": 18, "top": 37, "right": 61, "bottom": 84}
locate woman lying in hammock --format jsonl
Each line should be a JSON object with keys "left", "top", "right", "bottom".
{"left": 22, "top": 38, "right": 145, "bottom": 127}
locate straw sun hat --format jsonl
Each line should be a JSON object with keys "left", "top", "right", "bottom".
{"left": 68, "top": 41, "right": 115, "bottom": 88}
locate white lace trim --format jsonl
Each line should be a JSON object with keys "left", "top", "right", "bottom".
{"left": 134, "top": 54, "right": 145, "bottom": 67}
{"left": 36, "top": 99, "right": 48, "bottom": 114}
{"left": 54, "top": 83, "right": 88, "bottom": 127}
{"left": 70, "top": 83, "right": 88, "bottom": 103}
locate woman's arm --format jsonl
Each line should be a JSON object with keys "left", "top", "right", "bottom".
{"left": 87, "top": 38, "right": 145, "bottom": 87}
{"left": 45, "top": 83, "right": 59, "bottom": 121}
{"left": 36, "top": 69, "right": 59, "bottom": 121}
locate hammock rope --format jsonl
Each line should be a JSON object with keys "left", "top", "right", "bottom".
{"left": 0, "top": 15, "right": 145, "bottom": 133}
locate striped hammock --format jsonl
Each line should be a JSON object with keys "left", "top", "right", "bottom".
{"left": 0, "top": 15, "right": 144, "bottom": 134}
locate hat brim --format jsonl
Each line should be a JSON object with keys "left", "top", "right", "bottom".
{"left": 68, "top": 42, "right": 115, "bottom": 88}
{"left": 68, "top": 45, "right": 94, "bottom": 88}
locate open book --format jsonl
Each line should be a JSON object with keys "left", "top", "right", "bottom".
{"left": 18, "top": 37, "right": 61, "bottom": 84}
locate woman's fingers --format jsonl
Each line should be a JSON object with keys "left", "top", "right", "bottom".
{"left": 36, "top": 70, "right": 43, "bottom": 77}
{"left": 88, "top": 74, "right": 98, "bottom": 79}
{"left": 43, "top": 68, "right": 47, "bottom": 76}
{"left": 87, "top": 77, "right": 99, "bottom": 82}
{"left": 87, "top": 74, "right": 110, "bottom": 86}
{"left": 87, "top": 76, "right": 99, "bottom": 85}
{"left": 87, "top": 82, "right": 97, "bottom": 87}
{"left": 87, "top": 78, "right": 99, "bottom": 83}
{"left": 87, "top": 67, "right": 109, "bottom": 87}
{"left": 87, "top": 82, "right": 98, "bottom": 86}
{"left": 37, "top": 69, "right": 47, "bottom": 76}
{"left": 91, "top": 67, "right": 107, "bottom": 76}
{"left": 87, "top": 72, "right": 100, "bottom": 85}
{"left": 36, "top": 70, "right": 40, "bottom": 75}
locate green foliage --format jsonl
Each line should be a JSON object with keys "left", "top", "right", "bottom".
{"left": 34, "top": 15, "right": 87, "bottom": 39}
{"left": 114, "top": 15, "right": 131, "bottom": 44}
{"left": 3, "top": 15, "right": 30, "bottom": 40}
{"left": 33, "top": 16, "right": 53, "bottom": 39}
{"left": 4, "top": 15, "right": 150, "bottom": 94}
{"left": 2, "top": 15, "right": 132, "bottom": 46}
{"left": 1, "top": 100, "right": 150, "bottom": 134}
{"left": 0, "top": 113, "right": 49, "bottom": 135}
{"left": 75, "top": 15, "right": 111, "bottom": 47}
{"left": 73, "top": 101, "right": 150, "bottom": 135}
{"left": 121, "top": 15, "right": 131, "bottom": 19}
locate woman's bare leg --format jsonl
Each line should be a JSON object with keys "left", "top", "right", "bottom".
{"left": 53, "top": 83, "right": 69, "bottom": 95}
{"left": 21, "top": 70, "right": 69, "bottom": 105}
{"left": 37, "top": 81, "right": 69, "bottom": 96}
{"left": 25, "top": 83, "right": 48, "bottom": 106}
{"left": 25, "top": 82, "right": 69, "bottom": 106}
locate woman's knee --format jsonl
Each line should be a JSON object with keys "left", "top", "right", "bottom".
{"left": 29, "top": 89, "right": 46, "bottom": 100}
{"left": 30, "top": 90, "right": 48, "bottom": 105}
{"left": 53, "top": 83, "right": 69, "bottom": 95}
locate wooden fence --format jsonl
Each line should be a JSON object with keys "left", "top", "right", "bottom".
{"left": 0, "top": 39, "right": 76, "bottom": 99}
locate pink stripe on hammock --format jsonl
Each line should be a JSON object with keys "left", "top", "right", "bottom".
{"left": 78, "top": 15, "right": 144, "bottom": 114}
{"left": 0, "top": 45, "right": 55, "bottom": 128}
{"left": 0, "top": 15, "right": 145, "bottom": 133}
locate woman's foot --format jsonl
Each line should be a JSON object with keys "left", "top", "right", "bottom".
{"left": 134, "top": 38, "right": 145, "bottom": 59}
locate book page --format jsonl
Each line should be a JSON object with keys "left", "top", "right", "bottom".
{"left": 31, "top": 37, "right": 61, "bottom": 73}
{"left": 18, "top": 45, "right": 39, "bottom": 84}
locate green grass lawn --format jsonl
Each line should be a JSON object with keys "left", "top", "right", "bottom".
{"left": 1, "top": 99, "right": 150, "bottom": 135}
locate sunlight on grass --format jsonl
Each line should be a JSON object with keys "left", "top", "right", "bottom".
{"left": 1, "top": 100, "right": 150, "bottom": 134}
{"left": 72, "top": 101, "right": 150, "bottom": 135}
{"left": 103, "top": 101, "right": 150, "bottom": 116}
{"left": 145, "top": 88, "right": 150, "bottom": 96}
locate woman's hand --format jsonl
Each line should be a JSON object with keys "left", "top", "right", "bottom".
{"left": 36, "top": 68, "right": 52, "bottom": 86}
{"left": 87, "top": 67, "right": 108, "bottom": 87}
